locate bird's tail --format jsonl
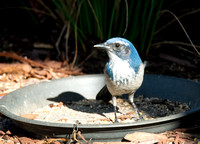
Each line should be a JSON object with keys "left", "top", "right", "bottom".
{"left": 96, "top": 85, "right": 112, "bottom": 102}
{"left": 143, "top": 61, "right": 148, "bottom": 68}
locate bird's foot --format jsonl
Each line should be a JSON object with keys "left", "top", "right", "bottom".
{"left": 131, "top": 110, "right": 144, "bottom": 121}
{"left": 137, "top": 110, "right": 144, "bottom": 119}
{"left": 132, "top": 117, "right": 140, "bottom": 121}
{"left": 113, "top": 113, "right": 119, "bottom": 123}
{"left": 114, "top": 119, "right": 119, "bottom": 123}
{"left": 130, "top": 102, "right": 144, "bottom": 121}
{"left": 132, "top": 116, "right": 143, "bottom": 122}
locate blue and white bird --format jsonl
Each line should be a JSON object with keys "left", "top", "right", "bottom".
{"left": 94, "top": 37, "right": 145, "bottom": 122}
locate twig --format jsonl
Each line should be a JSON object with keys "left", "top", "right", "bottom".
{"left": 123, "top": 0, "right": 128, "bottom": 36}
{"left": 0, "top": 7, "right": 57, "bottom": 20}
{"left": 54, "top": 69, "right": 83, "bottom": 75}
{"left": 155, "top": 8, "right": 200, "bottom": 35}
{"left": 56, "top": 23, "right": 68, "bottom": 58}
{"left": 87, "top": 0, "right": 103, "bottom": 39}
{"left": 152, "top": 41, "right": 200, "bottom": 49}
{"left": 153, "top": 41, "right": 198, "bottom": 55}
{"left": 65, "top": 0, "right": 77, "bottom": 61}
{"left": 155, "top": 10, "right": 200, "bottom": 55}
{"left": 14, "top": 136, "right": 23, "bottom": 144}
{"left": 159, "top": 53, "right": 197, "bottom": 68}
{"left": 36, "top": 0, "right": 58, "bottom": 20}
{"left": 77, "top": 131, "right": 90, "bottom": 144}
{"left": 56, "top": 0, "right": 76, "bottom": 60}
{"left": 65, "top": 23, "right": 70, "bottom": 60}
{"left": 71, "top": 0, "right": 84, "bottom": 68}
{"left": 78, "top": 50, "right": 96, "bottom": 67}
{"left": 174, "top": 45, "right": 197, "bottom": 55}
{"left": 0, "top": 52, "right": 48, "bottom": 68}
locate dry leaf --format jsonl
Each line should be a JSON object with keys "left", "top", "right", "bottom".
{"left": 124, "top": 132, "right": 167, "bottom": 143}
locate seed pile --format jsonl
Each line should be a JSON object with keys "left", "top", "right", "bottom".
{"left": 21, "top": 95, "right": 190, "bottom": 124}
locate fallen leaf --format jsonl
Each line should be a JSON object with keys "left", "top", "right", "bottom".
{"left": 124, "top": 132, "right": 168, "bottom": 143}
{"left": 17, "top": 137, "right": 41, "bottom": 144}
{"left": 93, "top": 142, "right": 133, "bottom": 144}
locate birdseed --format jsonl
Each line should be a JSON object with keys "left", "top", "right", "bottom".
{"left": 21, "top": 95, "right": 190, "bottom": 124}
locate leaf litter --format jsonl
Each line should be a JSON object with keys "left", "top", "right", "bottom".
{"left": 0, "top": 52, "right": 199, "bottom": 143}
{"left": 0, "top": 52, "right": 83, "bottom": 96}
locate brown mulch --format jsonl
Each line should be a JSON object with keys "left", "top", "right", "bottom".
{"left": 0, "top": 52, "right": 83, "bottom": 95}
{"left": 1, "top": 128, "right": 200, "bottom": 144}
{"left": 0, "top": 130, "right": 67, "bottom": 144}
{"left": 124, "top": 130, "right": 199, "bottom": 144}
{"left": 0, "top": 52, "right": 200, "bottom": 143}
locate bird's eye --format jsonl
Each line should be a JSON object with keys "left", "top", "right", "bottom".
{"left": 115, "top": 43, "right": 120, "bottom": 48}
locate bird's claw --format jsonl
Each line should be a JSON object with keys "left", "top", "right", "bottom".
{"left": 138, "top": 114, "right": 144, "bottom": 120}
{"left": 136, "top": 111, "right": 144, "bottom": 121}
{"left": 114, "top": 119, "right": 119, "bottom": 123}
{"left": 132, "top": 115, "right": 143, "bottom": 122}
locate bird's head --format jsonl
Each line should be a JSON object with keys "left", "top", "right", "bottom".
{"left": 94, "top": 37, "right": 142, "bottom": 68}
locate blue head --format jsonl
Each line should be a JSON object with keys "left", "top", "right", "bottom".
{"left": 94, "top": 37, "right": 142, "bottom": 72}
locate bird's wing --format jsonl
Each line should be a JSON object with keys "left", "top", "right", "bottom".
{"left": 96, "top": 85, "right": 112, "bottom": 102}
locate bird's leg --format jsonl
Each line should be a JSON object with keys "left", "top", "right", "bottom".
{"left": 128, "top": 93, "right": 143, "bottom": 120}
{"left": 112, "top": 96, "right": 119, "bottom": 123}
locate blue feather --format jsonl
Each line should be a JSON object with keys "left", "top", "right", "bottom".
{"left": 105, "top": 62, "right": 113, "bottom": 80}
{"left": 95, "top": 37, "right": 145, "bottom": 122}
{"left": 106, "top": 37, "right": 142, "bottom": 74}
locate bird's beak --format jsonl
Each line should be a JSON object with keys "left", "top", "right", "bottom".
{"left": 94, "top": 43, "right": 110, "bottom": 50}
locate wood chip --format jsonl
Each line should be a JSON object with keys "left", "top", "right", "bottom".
{"left": 20, "top": 114, "right": 39, "bottom": 120}
{"left": 93, "top": 142, "right": 133, "bottom": 144}
{"left": 124, "top": 132, "right": 168, "bottom": 143}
